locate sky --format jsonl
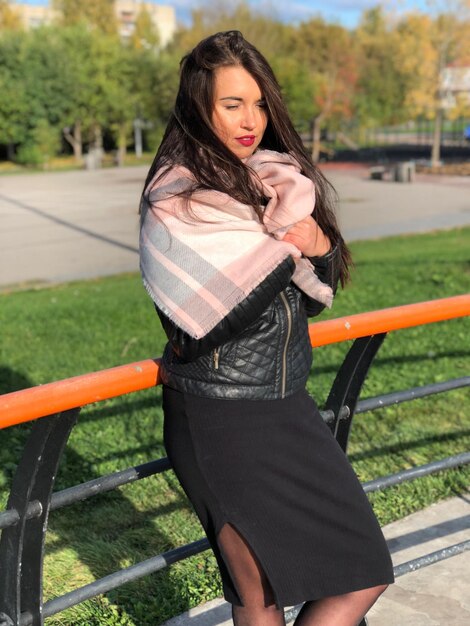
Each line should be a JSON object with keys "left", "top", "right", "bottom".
{"left": 17, "top": 0, "right": 432, "bottom": 29}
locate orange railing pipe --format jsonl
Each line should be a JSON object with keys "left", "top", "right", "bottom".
{"left": 309, "top": 294, "right": 470, "bottom": 347}
{"left": 1, "top": 295, "right": 469, "bottom": 430}
{"left": 0, "top": 360, "right": 162, "bottom": 430}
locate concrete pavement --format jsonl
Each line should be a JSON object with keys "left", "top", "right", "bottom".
{"left": 0, "top": 167, "right": 142, "bottom": 289}
{"left": 1, "top": 164, "right": 469, "bottom": 289}
{"left": 162, "top": 493, "right": 470, "bottom": 626}
{"left": 367, "top": 493, "right": 470, "bottom": 625}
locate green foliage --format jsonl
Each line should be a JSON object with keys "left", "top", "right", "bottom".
{"left": 53, "top": 0, "right": 118, "bottom": 35}
{"left": 0, "top": 20, "right": 175, "bottom": 162}
{"left": 170, "top": 0, "right": 289, "bottom": 58}
{"left": 2, "top": 2, "right": 470, "bottom": 161}
{"left": 15, "top": 119, "right": 61, "bottom": 166}
{"left": 0, "top": 26, "right": 73, "bottom": 159}
{"left": 354, "top": 8, "right": 409, "bottom": 126}
{"left": 291, "top": 18, "right": 358, "bottom": 123}
{"left": 129, "top": 5, "right": 160, "bottom": 50}
{"left": 14, "top": 143, "right": 43, "bottom": 167}
{"left": 271, "top": 55, "right": 316, "bottom": 132}
{"left": 0, "top": 228, "right": 469, "bottom": 624}
{"left": 0, "top": 30, "right": 28, "bottom": 147}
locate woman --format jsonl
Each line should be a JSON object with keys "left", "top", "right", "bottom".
{"left": 140, "top": 30, "right": 393, "bottom": 626}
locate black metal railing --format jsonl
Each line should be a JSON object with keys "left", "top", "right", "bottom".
{"left": 1, "top": 319, "right": 469, "bottom": 626}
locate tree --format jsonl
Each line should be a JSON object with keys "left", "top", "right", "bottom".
{"left": 16, "top": 119, "right": 61, "bottom": 168}
{"left": 57, "top": 25, "right": 135, "bottom": 163}
{"left": 0, "top": 0, "right": 22, "bottom": 30}
{"left": 354, "top": 7, "right": 409, "bottom": 127}
{"left": 53, "top": 0, "right": 117, "bottom": 35}
{"left": 57, "top": 24, "right": 98, "bottom": 161}
{"left": 0, "top": 31, "right": 28, "bottom": 158}
{"left": 270, "top": 52, "right": 317, "bottom": 134}
{"left": 292, "top": 19, "right": 358, "bottom": 161}
{"left": 395, "top": 2, "right": 470, "bottom": 165}
{"left": 84, "top": 31, "right": 127, "bottom": 155}
{"left": 21, "top": 27, "right": 72, "bottom": 127}
{"left": 170, "top": 0, "right": 290, "bottom": 64}
{"left": 0, "top": 26, "right": 73, "bottom": 165}
{"left": 129, "top": 47, "right": 180, "bottom": 152}
{"left": 129, "top": 5, "right": 159, "bottom": 50}
{"left": 106, "top": 43, "right": 141, "bottom": 164}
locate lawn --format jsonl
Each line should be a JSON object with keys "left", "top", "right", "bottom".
{"left": 0, "top": 227, "right": 469, "bottom": 625}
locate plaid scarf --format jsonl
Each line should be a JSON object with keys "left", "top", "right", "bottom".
{"left": 140, "top": 150, "right": 333, "bottom": 339}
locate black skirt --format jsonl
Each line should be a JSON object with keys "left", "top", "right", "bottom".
{"left": 162, "top": 386, "right": 394, "bottom": 609}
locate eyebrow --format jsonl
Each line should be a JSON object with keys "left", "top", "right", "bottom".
{"left": 219, "top": 97, "right": 266, "bottom": 102}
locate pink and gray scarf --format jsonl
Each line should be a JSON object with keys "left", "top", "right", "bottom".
{"left": 140, "top": 149, "right": 333, "bottom": 339}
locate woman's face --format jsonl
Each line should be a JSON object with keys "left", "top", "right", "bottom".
{"left": 211, "top": 65, "right": 268, "bottom": 159}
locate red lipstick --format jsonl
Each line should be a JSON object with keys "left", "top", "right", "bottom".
{"left": 236, "top": 135, "right": 255, "bottom": 146}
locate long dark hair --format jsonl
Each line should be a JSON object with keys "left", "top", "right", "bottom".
{"left": 142, "top": 30, "right": 351, "bottom": 284}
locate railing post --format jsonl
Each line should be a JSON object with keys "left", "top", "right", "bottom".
{"left": 324, "top": 334, "right": 386, "bottom": 626}
{"left": 0, "top": 409, "right": 79, "bottom": 626}
{"left": 324, "top": 334, "right": 387, "bottom": 453}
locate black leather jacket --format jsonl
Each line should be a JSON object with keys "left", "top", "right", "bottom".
{"left": 157, "top": 246, "right": 341, "bottom": 400}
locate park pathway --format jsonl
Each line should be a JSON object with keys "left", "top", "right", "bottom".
{"left": 1, "top": 164, "right": 469, "bottom": 289}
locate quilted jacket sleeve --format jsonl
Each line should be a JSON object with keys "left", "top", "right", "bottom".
{"left": 302, "top": 245, "right": 342, "bottom": 317}
{"left": 156, "top": 256, "right": 296, "bottom": 361}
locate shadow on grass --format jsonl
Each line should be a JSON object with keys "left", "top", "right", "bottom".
{"left": 78, "top": 396, "right": 160, "bottom": 423}
{"left": 348, "top": 428, "right": 470, "bottom": 463}
{"left": 0, "top": 369, "right": 197, "bottom": 625}
{"left": 312, "top": 348, "right": 470, "bottom": 378}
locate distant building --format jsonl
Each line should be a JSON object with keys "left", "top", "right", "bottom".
{"left": 116, "top": 1, "right": 175, "bottom": 46}
{"left": 14, "top": 1, "right": 176, "bottom": 47}
{"left": 15, "top": 3, "right": 59, "bottom": 28}
{"left": 441, "top": 66, "right": 470, "bottom": 109}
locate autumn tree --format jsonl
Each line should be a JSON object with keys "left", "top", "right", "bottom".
{"left": 0, "top": 0, "right": 22, "bottom": 30}
{"left": 129, "top": 4, "right": 159, "bottom": 50}
{"left": 395, "top": 1, "right": 470, "bottom": 165}
{"left": 291, "top": 19, "right": 358, "bottom": 161}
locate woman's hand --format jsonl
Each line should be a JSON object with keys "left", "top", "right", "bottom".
{"left": 283, "top": 216, "right": 331, "bottom": 257}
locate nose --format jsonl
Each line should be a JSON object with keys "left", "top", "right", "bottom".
{"left": 241, "top": 107, "right": 256, "bottom": 130}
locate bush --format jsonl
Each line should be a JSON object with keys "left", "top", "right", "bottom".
{"left": 15, "top": 119, "right": 60, "bottom": 167}
{"left": 15, "top": 142, "right": 44, "bottom": 166}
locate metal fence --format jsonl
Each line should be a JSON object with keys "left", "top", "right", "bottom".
{"left": 1, "top": 295, "right": 469, "bottom": 626}
{"left": 330, "top": 117, "right": 470, "bottom": 149}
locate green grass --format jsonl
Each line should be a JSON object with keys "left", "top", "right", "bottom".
{"left": 1, "top": 227, "right": 469, "bottom": 625}
{"left": 0, "top": 152, "right": 154, "bottom": 176}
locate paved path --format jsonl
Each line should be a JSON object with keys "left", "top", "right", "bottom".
{"left": 162, "top": 493, "right": 470, "bottom": 626}
{"left": 1, "top": 165, "right": 469, "bottom": 289}
{"left": 0, "top": 167, "right": 142, "bottom": 289}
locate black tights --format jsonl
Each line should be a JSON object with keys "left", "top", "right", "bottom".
{"left": 217, "top": 523, "right": 387, "bottom": 626}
